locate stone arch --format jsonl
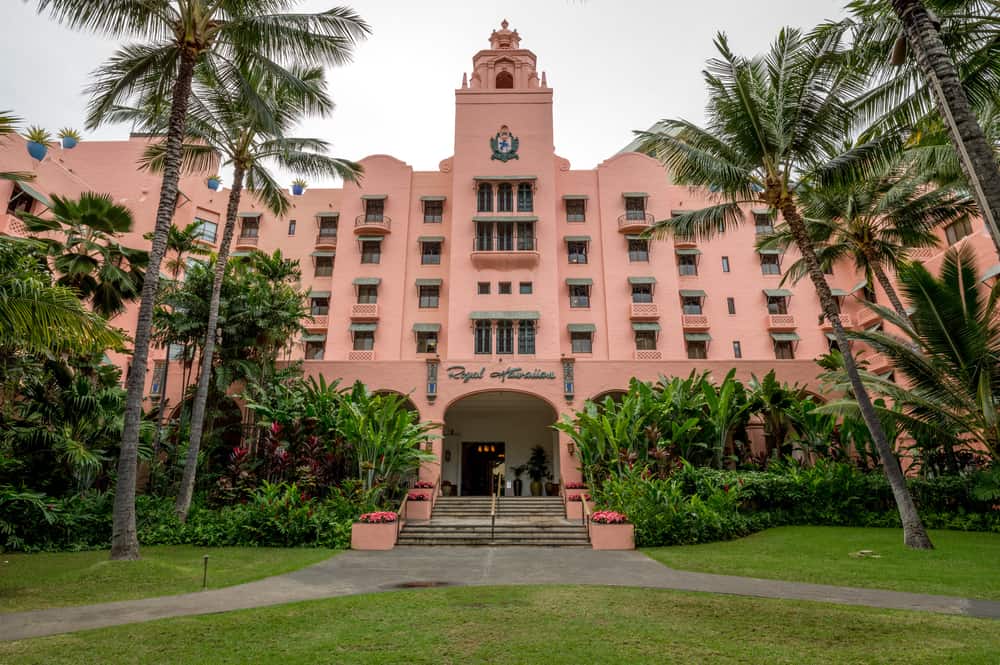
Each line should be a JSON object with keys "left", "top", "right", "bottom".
{"left": 495, "top": 70, "right": 514, "bottom": 89}
{"left": 588, "top": 389, "right": 629, "bottom": 406}
{"left": 372, "top": 389, "right": 420, "bottom": 417}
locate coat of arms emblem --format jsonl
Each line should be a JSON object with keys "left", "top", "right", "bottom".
{"left": 490, "top": 125, "right": 519, "bottom": 162}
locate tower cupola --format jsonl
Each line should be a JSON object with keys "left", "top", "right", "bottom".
{"left": 464, "top": 20, "right": 545, "bottom": 90}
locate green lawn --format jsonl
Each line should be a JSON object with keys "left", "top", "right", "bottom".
{"left": 645, "top": 526, "right": 1000, "bottom": 600}
{"left": 2, "top": 585, "right": 997, "bottom": 664}
{"left": 0, "top": 546, "right": 335, "bottom": 613}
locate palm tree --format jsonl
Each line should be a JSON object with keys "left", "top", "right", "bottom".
{"left": 119, "top": 64, "right": 361, "bottom": 520}
{"left": 159, "top": 222, "right": 211, "bottom": 281}
{"left": 32, "top": 0, "right": 370, "bottom": 559}
{"left": 748, "top": 371, "right": 808, "bottom": 459}
{"left": 759, "top": 170, "right": 974, "bottom": 318}
{"left": 847, "top": 245, "right": 999, "bottom": 462}
{"left": 19, "top": 193, "right": 149, "bottom": 319}
{"left": 637, "top": 28, "right": 934, "bottom": 548}
{"left": 0, "top": 110, "right": 34, "bottom": 183}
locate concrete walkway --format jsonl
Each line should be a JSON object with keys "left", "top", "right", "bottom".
{"left": 3, "top": 546, "right": 998, "bottom": 641}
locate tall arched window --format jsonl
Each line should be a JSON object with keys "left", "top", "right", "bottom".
{"left": 497, "top": 183, "right": 513, "bottom": 212}
{"left": 496, "top": 71, "right": 514, "bottom": 89}
{"left": 477, "top": 183, "right": 493, "bottom": 212}
{"left": 517, "top": 182, "right": 533, "bottom": 212}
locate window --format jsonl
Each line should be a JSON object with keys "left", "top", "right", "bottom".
{"left": 310, "top": 297, "right": 330, "bottom": 315}
{"left": 569, "top": 284, "right": 591, "bottom": 308}
{"left": 677, "top": 254, "right": 698, "bottom": 276}
{"left": 519, "top": 281, "right": 533, "bottom": 294}
{"left": 766, "top": 296, "right": 788, "bottom": 315}
{"left": 774, "top": 340, "right": 795, "bottom": 359}
{"left": 497, "top": 183, "right": 514, "bottom": 212}
{"left": 721, "top": 256, "right": 730, "bottom": 273}
{"left": 6, "top": 184, "right": 35, "bottom": 215}
{"left": 517, "top": 182, "right": 533, "bottom": 212}
{"left": 475, "top": 222, "right": 493, "bottom": 251}
{"left": 628, "top": 238, "right": 649, "bottom": 262}
{"left": 681, "top": 296, "right": 702, "bottom": 315}
{"left": 418, "top": 285, "right": 439, "bottom": 308}
{"left": 498, "top": 281, "right": 512, "bottom": 295}
{"left": 754, "top": 213, "right": 773, "bottom": 235}
{"left": 945, "top": 217, "right": 973, "bottom": 245}
{"left": 423, "top": 200, "right": 443, "bottom": 223}
{"left": 496, "top": 70, "right": 514, "bottom": 88}
{"left": 760, "top": 253, "right": 781, "bottom": 275}
{"left": 634, "top": 330, "right": 657, "bottom": 351}
{"left": 686, "top": 341, "right": 707, "bottom": 359}
{"left": 195, "top": 218, "right": 218, "bottom": 243}
{"left": 318, "top": 216, "right": 338, "bottom": 238}
{"left": 733, "top": 341, "right": 742, "bottom": 358}
{"left": 360, "top": 240, "right": 381, "bottom": 264}
{"left": 305, "top": 341, "right": 325, "bottom": 360}
{"left": 364, "top": 198, "right": 384, "bottom": 222}
{"left": 240, "top": 216, "right": 260, "bottom": 238}
{"left": 353, "top": 331, "right": 375, "bottom": 351}
{"left": 625, "top": 196, "right": 646, "bottom": 221}
{"left": 474, "top": 321, "right": 492, "bottom": 354}
{"left": 477, "top": 183, "right": 493, "bottom": 212}
{"left": 288, "top": 219, "right": 297, "bottom": 235}
{"left": 478, "top": 282, "right": 490, "bottom": 295}
{"left": 567, "top": 241, "right": 588, "bottom": 264}
{"left": 314, "top": 255, "right": 334, "bottom": 277}
{"left": 828, "top": 335, "right": 840, "bottom": 353}
{"left": 416, "top": 332, "right": 438, "bottom": 354}
{"left": 357, "top": 285, "right": 378, "bottom": 304}
{"left": 566, "top": 199, "right": 585, "bottom": 222}
{"left": 496, "top": 320, "right": 514, "bottom": 354}
{"left": 631, "top": 284, "right": 653, "bottom": 303}
{"left": 571, "top": 332, "right": 593, "bottom": 354}
{"left": 727, "top": 297, "right": 736, "bottom": 315}
{"left": 421, "top": 241, "right": 441, "bottom": 265}
{"left": 518, "top": 320, "right": 536, "bottom": 354}
{"left": 150, "top": 361, "right": 166, "bottom": 396}
{"left": 496, "top": 222, "right": 514, "bottom": 251}
{"left": 516, "top": 222, "right": 535, "bottom": 250}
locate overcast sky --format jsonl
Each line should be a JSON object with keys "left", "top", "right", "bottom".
{"left": 1, "top": 0, "right": 846, "bottom": 181}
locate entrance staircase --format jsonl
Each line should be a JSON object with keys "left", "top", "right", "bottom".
{"left": 397, "top": 496, "right": 590, "bottom": 547}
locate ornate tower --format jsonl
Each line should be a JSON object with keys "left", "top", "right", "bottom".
{"left": 464, "top": 19, "right": 546, "bottom": 91}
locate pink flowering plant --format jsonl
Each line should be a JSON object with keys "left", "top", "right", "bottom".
{"left": 566, "top": 481, "right": 587, "bottom": 489}
{"left": 407, "top": 492, "right": 430, "bottom": 501}
{"left": 567, "top": 493, "right": 591, "bottom": 502}
{"left": 358, "top": 511, "right": 398, "bottom": 524}
{"left": 413, "top": 481, "right": 434, "bottom": 489}
{"left": 591, "top": 510, "right": 628, "bottom": 524}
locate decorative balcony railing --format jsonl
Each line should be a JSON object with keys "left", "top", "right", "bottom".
{"left": 306, "top": 314, "right": 329, "bottom": 328}
{"left": 634, "top": 349, "right": 662, "bottom": 361}
{"left": 315, "top": 233, "right": 338, "bottom": 248}
{"left": 674, "top": 234, "right": 697, "bottom": 248}
{"left": 235, "top": 234, "right": 259, "bottom": 249}
{"left": 681, "top": 313, "right": 710, "bottom": 329}
{"left": 348, "top": 350, "right": 375, "bottom": 361}
{"left": 473, "top": 236, "right": 536, "bottom": 252}
{"left": 618, "top": 212, "right": 654, "bottom": 232}
{"left": 1, "top": 213, "right": 28, "bottom": 236}
{"left": 766, "top": 314, "right": 797, "bottom": 330}
{"left": 470, "top": 236, "right": 539, "bottom": 268}
{"left": 350, "top": 303, "right": 379, "bottom": 320}
{"left": 354, "top": 214, "right": 391, "bottom": 234}
{"left": 821, "top": 314, "right": 853, "bottom": 330}
{"left": 629, "top": 302, "right": 660, "bottom": 320}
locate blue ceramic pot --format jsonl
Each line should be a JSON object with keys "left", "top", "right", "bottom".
{"left": 61, "top": 137, "right": 78, "bottom": 149}
{"left": 292, "top": 184, "right": 305, "bottom": 196}
{"left": 27, "top": 142, "right": 47, "bottom": 161}
{"left": 207, "top": 178, "right": 221, "bottom": 191}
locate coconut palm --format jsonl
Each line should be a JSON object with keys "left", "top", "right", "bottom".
{"left": 158, "top": 222, "right": 211, "bottom": 281}
{"left": 758, "top": 169, "right": 974, "bottom": 318}
{"left": 32, "top": 0, "right": 370, "bottom": 559}
{"left": 0, "top": 110, "right": 33, "bottom": 182}
{"left": 636, "top": 28, "right": 933, "bottom": 548}
{"left": 19, "top": 193, "right": 149, "bottom": 319}
{"left": 117, "top": 64, "right": 361, "bottom": 519}
{"left": 846, "top": 245, "right": 999, "bottom": 462}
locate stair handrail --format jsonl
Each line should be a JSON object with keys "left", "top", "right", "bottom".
{"left": 396, "top": 491, "right": 408, "bottom": 539}
{"left": 582, "top": 492, "right": 592, "bottom": 529}
{"left": 490, "top": 466, "right": 502, "bottom": 541}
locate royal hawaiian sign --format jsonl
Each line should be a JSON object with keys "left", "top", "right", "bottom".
{"left": 446, "top": 365, "right": 556, "bottom": 383}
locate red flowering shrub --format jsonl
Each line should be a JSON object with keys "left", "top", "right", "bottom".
{"left": 413, "top": 481, "right": 435, "bottom": 489}
{"left": 567, "top": 493, "right": 591, "bottom": 502}
{"left": 591, "top": 510, "right": 628, "bottom": 524}
{"left": 358, "top": 511, "right": 398, "bottom": 523}
{"left": 565, "top": 482, "right": 587, "bottom": 489}
{"left": 407, "top": 492, "right": 430, "bottom": 501}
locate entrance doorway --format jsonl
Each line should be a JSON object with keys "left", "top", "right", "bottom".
{"left": 460, "top": 442, "right": 505, "bottom": 496}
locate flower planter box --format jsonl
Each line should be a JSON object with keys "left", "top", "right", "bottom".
{"left": 565, "top": 499, "right": 594, "bottom": 521}
{"left": 564, "top": 488, "right": 589, "bottom": 501}
{"left": 589, "top": 522, "right": 635, "bottom": 550}
{"left": 351, "top": 521, "right": 398, "bottom": 550}
{"left": 405, "top": 499, "right": 433, "bottom": 521}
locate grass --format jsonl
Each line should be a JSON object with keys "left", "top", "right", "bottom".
{"left": 2, "top": 585, "right": 997, "bottom": 664}
{"left": 645, "top": 526, "right": 1000, "bottom": 600}
{"left": 0, "top": 546, "right": 335, "bottom": 613}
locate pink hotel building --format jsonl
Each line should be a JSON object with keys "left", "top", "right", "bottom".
{"left": 4, "top": 22, "right": 998, "bottom": 494}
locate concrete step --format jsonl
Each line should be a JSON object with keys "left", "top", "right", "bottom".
{"left": 397, "top": 539, "right": 590, "bottom": 547}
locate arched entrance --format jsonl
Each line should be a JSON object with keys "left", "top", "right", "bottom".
{"left": 442, "top": 391, "right": 558, "bottom": 497}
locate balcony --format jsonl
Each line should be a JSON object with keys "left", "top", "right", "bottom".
{"left": 234, "top": 234, "right": 259, "bottom": 249}
{"left": 470, "top": 236, "right": 539, "bottom": 268}
{"left": 821, "top": 314, "right": 853, "bottom": 330}
{"left": 315, "top": 233, "right": 338, "bottom": 249}
{"left": 305, "top": 313, "right": 329, "bottom": 329}
{"left": 766, "top": 314, "right": 797, "bottom": 330}
{"left": 1, "top": 213, "right": 27, "bottom": 237}
{"left": 909, "top": 247, "right": 937, "bottom": 261}
{"left": 354, "top": 214, "right": 391, "bottom": 234}
{"left": 681, "top": 313, "right": 710, "bottom": 329}
{"left": 348, "top": 350, "right": 376, "bottom": 361}
{"left": 856, "top": 309, "right": 883, "bottom": 329}
{"left": 618, "top": 211, "right": 654, "bottom": 233}
{"left": 350, "top": 303, "right": 379, "bottom": 320}
{"left": 629, "top": 302, "right": 660, "bottom": 320}
{"left": 674, "top": 234, "right": 697, "bottom": 249}
{"left": 634, "top": 349, "right": 662, "bottom": 361}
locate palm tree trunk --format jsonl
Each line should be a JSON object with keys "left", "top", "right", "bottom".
{"left": 868, "top": 254, "right": 910, "bottom": 319}
{"left": 111, "top": 47, "right": 198, "bottom": 560}
{"left": 892, "top": 0, "right": 1000, "bottom": 258}
{"left": 779, "top": 199, "right": 933, "bottom": 549}
{"left": 175, "top": 165, "right": 245, "bottom": 521}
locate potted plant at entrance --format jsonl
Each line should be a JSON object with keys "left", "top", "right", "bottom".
{"left": 512, "top": 464, "right": 526, "bottom": 497}
{"left": 351, "top": 511, "right": 399, "bottom": 550}
{"left": 589, "top": 510, "right": 634, "bottom": 550}
{"left": 526, "top": 445, "right": 549, "bottom": 496}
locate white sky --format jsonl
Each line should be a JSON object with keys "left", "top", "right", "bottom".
{"left": 1, "top": 0, "right": 846, "bottom": 180}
